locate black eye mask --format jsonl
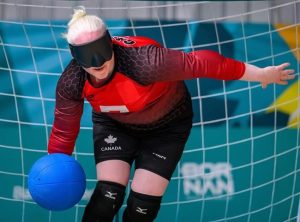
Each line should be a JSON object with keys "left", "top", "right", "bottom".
{"left": 69, "top": 30, "right": 113, "bottom": 68}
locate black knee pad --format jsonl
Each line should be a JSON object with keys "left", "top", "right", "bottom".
{"left": 123, "top": 190, "right": 162, "bottom": 222}
{"left": 82, "top": 180, "right": 126, "bottom": 222}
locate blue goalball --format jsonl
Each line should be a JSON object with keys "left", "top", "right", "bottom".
{"left": 28, "top": 153, "right": 86, "bottom": 211}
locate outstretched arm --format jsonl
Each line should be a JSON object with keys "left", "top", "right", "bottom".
{"left": 143, "top": 46, "right": 295, "bottom": 87}
{"left": 240, "top": 63, "right": 295, "bottom": 88}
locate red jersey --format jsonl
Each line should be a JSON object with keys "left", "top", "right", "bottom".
{"left": 48, "top": 36, "right": 245, "bottom": 155}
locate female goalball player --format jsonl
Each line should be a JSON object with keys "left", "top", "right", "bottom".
{"left": 48, "top": 7, "right": 295, "bottom": 222}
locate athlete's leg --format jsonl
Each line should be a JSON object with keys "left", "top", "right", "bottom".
{"left": 123, "top": 99, "right": 193, "bottom": 222}
{"left": 122, "top": 131, "right": 188, "bottom": 222}
{"left": 82, "top": 160, "right": 130, "bottom": 222}
{"left": 83, "top": 112, "right": 138, "bottom": 222}
{"left": 122, "top": 170, "right": 167, "bottom": 222}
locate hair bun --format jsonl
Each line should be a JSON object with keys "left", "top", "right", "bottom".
{"left": 68, "top": 6, "right": 87, "bottom": 26}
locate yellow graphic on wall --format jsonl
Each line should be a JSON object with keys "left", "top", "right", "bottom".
{"left": 268, "top": 24, "right": 299, "bottom": 128}
{"left": 275, "top": 24, "right": 300, "bottom": 60}
{"left": 267, "top": 82, "right": 299, "bottom": 128}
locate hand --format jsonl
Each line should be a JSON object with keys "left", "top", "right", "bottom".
{"left": 261, "top": 63, "right": 295, "bottom": 89}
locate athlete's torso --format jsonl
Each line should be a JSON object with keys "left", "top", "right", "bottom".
{"left": 83, "top": 67, "right": 171, "bottom": 114}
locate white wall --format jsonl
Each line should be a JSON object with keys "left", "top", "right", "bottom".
{"left": 0, "top": 0, "right": 299, "bottom": 24}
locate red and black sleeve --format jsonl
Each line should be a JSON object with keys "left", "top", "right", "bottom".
{"left": 48, "top": 60, "right": 86, "bottom": 155}
{"left": 114, "top": 43, "right": 245, "bottom": 85}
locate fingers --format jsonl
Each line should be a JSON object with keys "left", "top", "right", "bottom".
{"left": 262, "top": 80, "right": 289, "bottom": 89}
{"left": 278, "top": 80, "right": 289, "bottom": 85}
{"left": 279, "top": 65, "right": 295, "bottom": 83}
{"left": 283, "top": 69, "right": 295, "bottom": 75}
{"left": 276, "top": 62, "right": 290, "bottom": 70}
{"left": 263, "top": 62, "right": 295, "bottom": 88}
{"left": 283, "top": 74, "right": 295, "bottom": 80}
{"left": 281, "top": 69, "right": 295, "bottom": 81}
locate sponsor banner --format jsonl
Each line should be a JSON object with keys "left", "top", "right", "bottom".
{"left": 181, "top": 162, "right": 234, "bottom": 199}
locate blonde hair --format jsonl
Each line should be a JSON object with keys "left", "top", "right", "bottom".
{"left": 64, "top": 6, "right": 107, "bottom": 45}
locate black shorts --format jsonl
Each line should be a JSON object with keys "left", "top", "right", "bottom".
{"left": 92, "top": 96, "right": 193, "bottom": 180}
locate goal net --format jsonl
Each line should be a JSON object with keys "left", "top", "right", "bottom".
{"left": 0, "top": 1, "right": 299, "bottom": 222}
